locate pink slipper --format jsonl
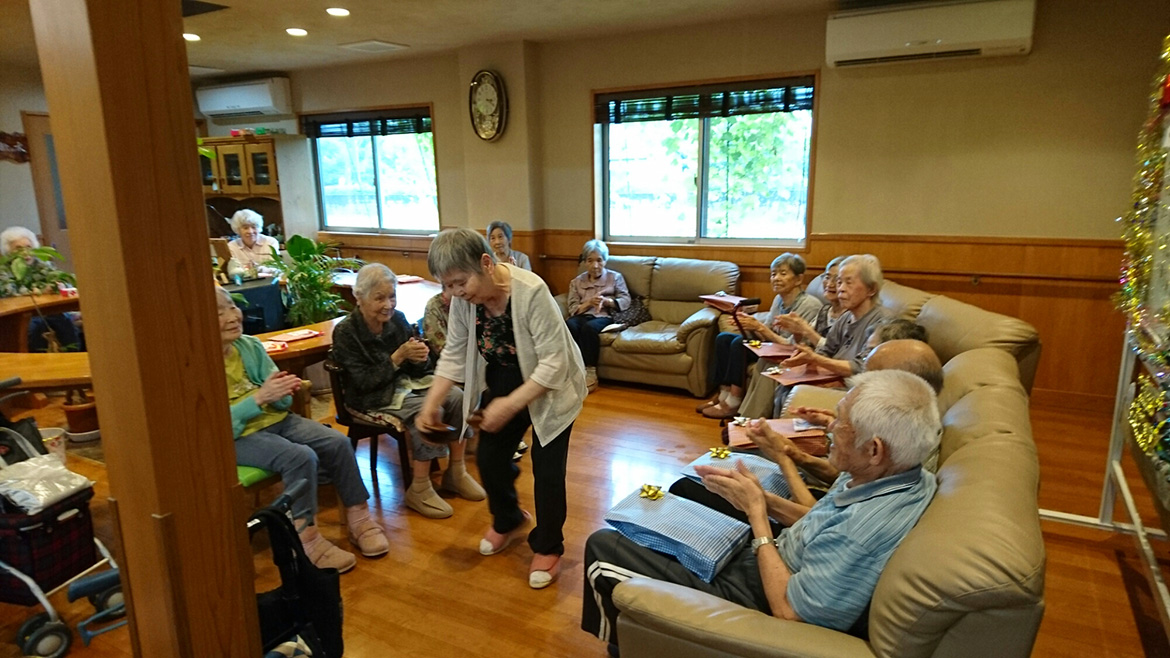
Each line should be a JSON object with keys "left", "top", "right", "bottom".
{"left": 479, "top": 510, "right": 531, "bottom": 556}
{"left": 529, "top": 553, "right": 561, "bottom": 589}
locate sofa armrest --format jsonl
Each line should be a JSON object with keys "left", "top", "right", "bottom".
{"left": 553, "top": 293, "right": 569, "bottom": 320}
{"left": 614, "top": 578, "right": 873, "bottom": 658}
{"left": 677, "top": 307, "right": 720, "bottom": 342}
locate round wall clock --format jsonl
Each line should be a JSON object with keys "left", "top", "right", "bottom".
{"left": 469, "top": 70, "right": 507, "bottom": 142}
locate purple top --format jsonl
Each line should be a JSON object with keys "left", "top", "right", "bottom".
{"left": 567, "top": 269, "right": 631, "bottom": 319}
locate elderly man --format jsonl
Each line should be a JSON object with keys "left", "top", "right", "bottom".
{"left": 583, "top": 370, "right": 940, "bottom": 654}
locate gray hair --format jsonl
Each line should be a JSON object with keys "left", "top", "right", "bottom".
{"left": 486, "top": 220, "right": 513, "bottom": 243}
{"left": 840, "top": 254, "right": 883, "bottom": 294}
{"left": 230, "top": 209, "right": 264, "bottom": 234}
{"left": 825, "top": 255, "right": 847, "bottom": 272}
{"left": 0, "top": 226, "right": 39, "bottom": 255}
{"left": 428, "top": 228, "right": 496, "bottom": 278}
{"left": 847, "top": 369, "right": 941, "bottom": 470}
{"left": 213, "top": 285, "right": 236, "bottom": 308}
{"left": 770, "top": 252, "right": 806, "bottom": 276}
{"left": 354, "top": 262, "right": 397, "bottom": 301}
{"left": 580, "top": 239, "right": 609, "bottom": 263}
{"left": 871, "top": 319, "right": 928, "bottom": 344}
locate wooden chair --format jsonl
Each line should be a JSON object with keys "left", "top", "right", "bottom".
{"left": 324, "top": 355, "right": 414, "bottom": 488}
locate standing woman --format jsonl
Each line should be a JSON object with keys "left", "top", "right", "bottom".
{"left": 487, "top": 220, "right": 532, "bottom": 270}
{"left": 565, "top": 239, "right": 630, "bottom": 392}
{"left": 419, "top": 228, "right": 587, "bottom": 589}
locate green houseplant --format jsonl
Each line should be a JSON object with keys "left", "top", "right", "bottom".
{"left": 265, "top": 234, "right": 364, "bottom": 326}
{"left": 1, "top": 245, "right": 78, "bottom": 352}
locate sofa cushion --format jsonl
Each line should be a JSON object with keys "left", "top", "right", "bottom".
{"left": 602, "top": 350, "right": 693, "bottom": 375}
{"left": 938, "top": 348, "right": 1023, "bottom": 414}
{"left": 868, "top": 433, "right": 1044, "bottom": 658}
{"left": 611, "top": 321, "right": 685, "bottom": 354}
{"left": 879, "top": 280, "right": 936, "bottom": 320}
{"left": 651, "top": 257, "right": 739, "bottom": 301}
{"left": 605, "top": 256, "right": 656, "bottom": 299}
{"left": 939, "top": 384, "right": 1031, "bottom": 465}
{"left": 917, "top": 295, "right": 1040, "bottom": 367}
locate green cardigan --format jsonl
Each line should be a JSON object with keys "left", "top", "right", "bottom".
{"left": 227, "top": 334, "right": 293, "bottom": 438}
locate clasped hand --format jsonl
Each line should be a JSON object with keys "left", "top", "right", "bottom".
{"left": 255, "top": 371, "right": 303, "bottom": 405}
{"left": 782, "top": 343, "right": 819, "bottom": 368}
{"left": 694, "top": 460, "right": 767, "bottom": 516}
{"left": 735, "top": 311, "right": 764, "bottom": 333}
{"left": 392, "top": 337, "right": 429, "bottom": 366}
{"left": 774, "top": 313, "right": 812, "bottom": 338}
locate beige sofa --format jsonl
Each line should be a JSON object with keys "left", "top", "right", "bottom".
{"left": 556, "top": 255, "right": 740, "bottom": 397}
{"left": 612, "top": 278, "right": 1047, "bottom": 658}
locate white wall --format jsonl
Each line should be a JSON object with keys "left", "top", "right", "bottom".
{"left": 0, "top": 66, "right": 48, "bottom": 235}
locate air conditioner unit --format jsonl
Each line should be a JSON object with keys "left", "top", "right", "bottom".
{"left": 826, "top": 0, "right": 1035, "bottom": 68}
{"left": 196, "top": 77, "right": 292, "bottom": 118}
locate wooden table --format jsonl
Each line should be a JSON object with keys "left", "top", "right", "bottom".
{"left": 0, "top": 294, "right": 82, "bottom": 352}
{"left": 0, "top": 351, "right": 91, "bottom": 392}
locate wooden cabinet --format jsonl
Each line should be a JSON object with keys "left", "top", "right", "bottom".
{"left": 199, "top": 136, "right": 280, "bottom": 198}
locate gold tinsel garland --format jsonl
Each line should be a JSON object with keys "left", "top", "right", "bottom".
{"left": 1118, "top": 35, "right": 1170, "bottom": 458}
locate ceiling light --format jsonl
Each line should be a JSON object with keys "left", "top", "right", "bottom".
{"left": 286, "top": 28, "right": 308, "bottom": 36}
{"left": 326, "top": 7, "right": 350, "bottom": 16}
{"left": 183, "top": 33, "right": 201, "bottom": 41}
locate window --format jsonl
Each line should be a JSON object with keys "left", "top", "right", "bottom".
{"left": 304, "top": 108, "right": 440, "bottom": 233}
{"left": 595, "top": 76, "right": 814, "bottom": 245}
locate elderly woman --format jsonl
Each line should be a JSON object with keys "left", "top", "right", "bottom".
{"left": 812, "top": 255, "right": 847, "bottom": 343}
{"left": 487, "top": 220, "right": 532, "bottom": 271}
{"left": 0, "top": 226, "right": 37, "bottom": 255}
{"left": 778, "top": 254, "right": 892, "bottom": 379}
{"left": 565, "top": 239, "right": 630, "bottom": 392}
{"left": 419, "top": 228, "right": 587, "bottom": 589}
{"left": 227, "top": 209, "right": 280, "bottom": 276}
{"left": 698, "top": 253, "right": 823, "bottom": 420}
{"left": 0, "top": 226, "right": 83, "bottom": 352}
{"left": 216, "top": 286, "right": 388, "bottom": 573}
{"left": 332, "top": 263, "right": 484, "bottom": 519}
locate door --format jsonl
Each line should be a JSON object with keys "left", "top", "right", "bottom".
{"left": 20, "top": 112, "right": 72, "bottom": 271}
{"left": 217, "top": 144, "right": 247, "bottom": 194}
{"left": 245, "top": 141, "right": 279, "bottom": 195}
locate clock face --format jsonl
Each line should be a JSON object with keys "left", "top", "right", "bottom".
{"left": 470, "top": 70, "right": 507, "bottom": 141}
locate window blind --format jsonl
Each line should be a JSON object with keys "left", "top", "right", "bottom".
{"left": 594, "top": 76, "right": 814, "bottom": 124}
{"left": 302, "top": 108, "right": 432, "bottom": 138}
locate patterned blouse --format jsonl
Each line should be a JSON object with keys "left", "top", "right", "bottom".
{"left": 476, "top": 299, "right": 519, "bottom": 368}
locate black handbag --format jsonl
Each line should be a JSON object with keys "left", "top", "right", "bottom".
{"left": 0, "top": 419, "right": 47, "bottom": 466}
{"left": 612, "top": 296, "right": 652, "bottom": 327}
{"left": 251, "top": 506, "right": 345, "bottom": 658}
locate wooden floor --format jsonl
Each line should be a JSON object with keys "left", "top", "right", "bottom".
{"left": 1, "top": 384, "right": 1168, "bottom": 657}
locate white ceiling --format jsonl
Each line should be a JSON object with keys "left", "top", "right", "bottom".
{"left": 2, "top": 0, "right": 833, "bottom": 75}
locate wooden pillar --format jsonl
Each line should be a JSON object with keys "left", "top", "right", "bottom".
{"left": 28, "top": 1, "right": 260, "bottom": 656}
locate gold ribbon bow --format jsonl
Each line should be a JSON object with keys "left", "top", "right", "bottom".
{"left": 709, "top": 447, "right": 731, "bottom": 459}
{"left": 639, "top": 484, "right": 664, "bottom": 501}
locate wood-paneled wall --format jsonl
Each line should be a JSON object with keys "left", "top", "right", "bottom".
{"left": 324, "top": 229, "right": 1123, "bottom": 411}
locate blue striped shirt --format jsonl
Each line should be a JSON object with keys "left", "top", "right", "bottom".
{"left": 775, "top": 467, "right": 937, "bottom": 631}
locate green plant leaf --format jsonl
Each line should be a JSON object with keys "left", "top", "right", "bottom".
{"left": 285, "top": 234, "right": 316, "bottom": 262}
{"left": 11, "top": 258, "right": 27, "bottom": 280}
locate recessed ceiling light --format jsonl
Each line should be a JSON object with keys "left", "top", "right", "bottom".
{"left": 326, "top": 7, "right": 350, "bottom": 17}
{"left": 183, "top": 33, "right": 201, "bottom": 41}
{"left": 286, "top": 28, "right": 308, "bottom": 36}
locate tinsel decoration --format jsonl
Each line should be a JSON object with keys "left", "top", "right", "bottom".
{"left": 1130, "top": 374, "right": 1166, "bottom": 453}
{"left": 1116, "top": 34, "right": 1170, "bottom": 363}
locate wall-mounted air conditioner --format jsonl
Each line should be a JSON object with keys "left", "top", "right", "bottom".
{"left": 196, "top": 77, "right": 292, "bottom": 118}
{"left": 826, "top": 0, "right": 1036, "bottom": 68}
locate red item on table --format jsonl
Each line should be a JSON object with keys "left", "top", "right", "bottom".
{"left": 762, "top": 364, "right": 843, "bottom": 387}
{"left": 745, "top": 341, "right": 797, "bottom": 360}
{"left": 726, "top": 418, "right": 828, "bottom": 456}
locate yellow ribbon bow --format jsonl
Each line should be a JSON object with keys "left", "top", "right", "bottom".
{"left": 639, "top": 484, "right": 664, "bottom": 501}
{"left": 709, "top": 447, "right": 731, "bottom": 459}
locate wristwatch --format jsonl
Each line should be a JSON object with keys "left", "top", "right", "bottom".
{"left": 750, "top": 536, "right": 774, "bottom": 555}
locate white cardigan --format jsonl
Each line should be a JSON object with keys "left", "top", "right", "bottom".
{"left": 435, "top": 265, "right": 587, "bottom": 446}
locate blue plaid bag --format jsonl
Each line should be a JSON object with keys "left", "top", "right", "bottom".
{"left": 604, "top": 488, "right": 750, "bottom": 582}
{"left": 681, "top": 451, "right": 792, "bottom": 500}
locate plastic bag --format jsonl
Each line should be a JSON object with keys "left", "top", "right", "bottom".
{"left": 0, "top": 454, "right": 94, "bottom": 514}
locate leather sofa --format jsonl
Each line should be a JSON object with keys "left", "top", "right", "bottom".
{"left": 611, "top": 278, "right": 1046, "bottom": 658}
{"left": 555, "top": 255, "right": 740, "bottom": 397}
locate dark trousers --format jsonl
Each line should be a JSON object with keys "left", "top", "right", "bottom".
{"left": 581, "top": 528, "right": 769, "bottom": 648}
{"left": 711, "top": 331, "right": 757, "bottom": 388}
{"left": 478, "top": 364, "right": 572, "bottom": 556}
{"left": 566, "top": 314, "right": 611, "bottom": 367}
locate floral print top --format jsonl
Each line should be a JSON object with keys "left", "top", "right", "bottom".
{"left": 476, "top": 299, "right": 519, "bottom": 368}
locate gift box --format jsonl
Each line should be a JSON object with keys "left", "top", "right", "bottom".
{"left": 605, "top": 486, "right": 749, "bottom": 583}
{"left": 681, "top": 450, "right": 793, "bottom": 499}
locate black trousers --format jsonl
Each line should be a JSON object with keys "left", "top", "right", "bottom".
{"left": 566, "top": 314, "right": 611, "bottom": 367}
{"left": 581, "top": 528, "right": 769, "bottom": 648}
{"left": 711, "top": 331, "right": 757, "bottom": 388}
{"left": 478, "top": 363, "right": 572, "bottom": 556}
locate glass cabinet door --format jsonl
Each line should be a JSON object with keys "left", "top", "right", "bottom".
{"left": 217, "top": 144, "right": 247, "bottom": 194}
{"left": 245, "top": 142, "right": 279, "bottom": 195}
{"left": 200, "top": 151, "right": 220, "bottom": 193}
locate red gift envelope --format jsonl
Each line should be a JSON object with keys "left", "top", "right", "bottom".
{"left": 745, "top": 341, "right": 798, "bottom": 360}
{"left": 261, "top": 340, "right": 289, "bottom": 353}
{"left": 762, "top": 364, "right": 843, "bottom": 387}
{"left": 727, "top": 418, "right": 828, "bottom": 456}
{"left": 267, "top": 329, "right": 323, "bottom": 343}
{"left": 699, "top": 293, "right": 751, "bottom": 314}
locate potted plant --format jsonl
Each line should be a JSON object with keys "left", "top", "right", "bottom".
{"left": 0, "top": 245, "right": 78, "bottom": 352}
{"left": 264, "top": 234, "right": 363, "bottom": 326}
